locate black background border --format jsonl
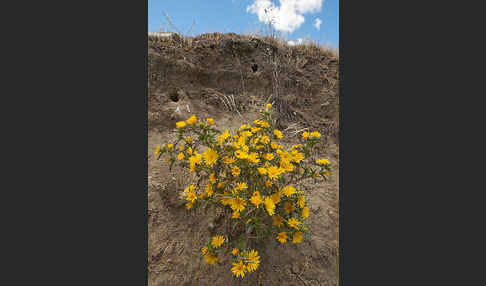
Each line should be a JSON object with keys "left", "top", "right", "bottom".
{"left": 3, "top": 0, "right": 470, "bottom": 285}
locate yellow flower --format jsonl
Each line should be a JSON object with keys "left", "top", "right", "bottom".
{"left": 292, "top": 152, "right": 305, "bottom": 163}
{"left": 246, "top": 218, "right": 252, "bottom": 224}
{"left": 185, "top": 137, "right": 192, "bottom": 143}
{"left": 184, "top": 185, "right": 196, "bottom": 193}
{"left": 235, "top": 150, "right": 248, "bottom": 159}
{"left": 236, "top": 182, "right": 248, "bottom": 191}
{"left": 177, "top": 152, "right": 185, "bottom": 160}
{"left": 297, "top": 196, "right": 306, "bottom": 208}
{"left": 291, "top": 144, "right": 304, "bottom": 150}
{"left": 232, "top": 166, "right": 241, "bottom": 176}
{"left": 179, "top": 142, "right": 185, "bottom": 151}
{"left": 203, "top": 148, "right": 218, "bottom": 167}
{"left": 250, "top": 191, "right": 263, "bottom": 207}
{"left": 265, "top": 180, "right": 273, "bottom": 187}
{"left": 302, "top": 131, "right": 309, "bottom": 139}
{"left": 204, "top": 253, "right": 219, "bottom": 265}
{"left": 279, "top": 151, "right": 293, "bottom": 163}
{"left": 302, "top": 206, "right": 309, "bottom": 219}
{"left": 324, "top": 170, "right": 330, "bottom": 177}
{"left": 317, "top": 158, "right": 330, "bottom": 165}
{"left": 257, "top": 167, "right": 267, "bottom": 175}
{"left": 221, "top": 192, "right": 232, "bottom": 205}
{"left": 217, "top": 182, "right": 224, "bottom": 189}
{"left": 280, "top": 160, "right": 295, "bottom": 173}
{"left": 207, "top": 118, "right": 214, "bottom": 125}
{"left": 270, "top": 191, "right": 281, "bottom": 204}
{"left": 276, "top": 232, "right": 287, "bottom": 244}
{"left": 186, "top": 191, "right": 197, "bottom": 203}
{"left": 154, "top": 144, "right": 161, "bottom": 155}
{"left": 186, "top": 202, "right": 193, "bottom": 209}
{"left": 264, "top": 197, "right": 275, "bottom": 216}
{"left": 288, "top": 217, "right": 301, "bottom": 230}
{"left": 211, "top": 235, "right": 225, "bottom": 248}
{"left": 231, "top": 197, "right": 246, "bottom": 212}
{"left": 260, "top": 136, "right": 270, "bottom": 144}
{"left": 310, "top": 131, "right": 321, "bottom": 138}
{"left": 176, "top": 121, "right": 186, "bottom": 129}
{"left": 186, "top": 115, "right": 197, "bottom": 125}
{"left": 221, "top": 130, "right": 231, "bottom": 141}
{"left": 232, "top": 248, "right": 239, "bottom": 256}
{"left": 209, "top": 173, "right": 216, "bottom": 183}
{"left": 284, "top": 202, "right": 294, "bottom": 214}
{"left": 240, "top": 124, "right": 248, "bottom": 130}
{"left": 270, "top": 142, "right": 278, "bottom": 149}
{"left": 242, "top": 145, "right": 249, "bottom": 152}
{"left": 260, "top": 121, "right": 269, "bottom": 128}
{"left": 273, "top": 215, "right": 284, "bottom": 227}
{"left": 231, "top": 260, "right": 246, "bottom": 278}
{"left": 263, "top": 153, "right": 274, "bottom": 161}
{"left": 237, "top": 135, "right": 246, "bottom": 145}
{"left": 205, "top": 184, "right": 214, "bottom": 197}
{"left": 189, "top": 152, "right": 202, "bottom": 172}
{"left": 273, "top": 129, "right": 283, "bottom": 139}
{"left": 187, "top": 147, "right": 193, "bottom": 155}
{"left": 267, "top": 165, "right": 281, "bottom": 180}
{"left": 266, "top": 103, "right": 272, "bottom": 109}
{"left": 232, "top": 211, "right": 240, "bottom": 219}
{"left": 167, "top": 144, "right": 173, "bottom": 150}
{"left": 224, "top": 156, "right": 236, "bottom": 164}
{"left": 201, "top": 246, "right": 208, "bottom": 256}
{"left": 282, "top": 186, "right": 296, "bottom": 197}
{"left": 293, "top": 232, "right": 303, "bottom": 243}
{"left": 247, "top": 152, "right": 260, "bottom": 163}
{"left": 246, "top": 249, "right": 260, "bottom": 272}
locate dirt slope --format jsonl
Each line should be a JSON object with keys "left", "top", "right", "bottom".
{"left": 148, "top": 33, "right": 339, "bottom": 286}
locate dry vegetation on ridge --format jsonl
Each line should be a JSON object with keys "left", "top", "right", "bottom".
{"left": 148, "top": 32, "right": 339, "bottom": 286}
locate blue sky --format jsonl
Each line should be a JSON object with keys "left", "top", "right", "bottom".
{"left": 148, "top": 0, "right": 339, "bottom": 48}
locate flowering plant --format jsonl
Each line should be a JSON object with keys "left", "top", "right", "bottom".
{"left": 154, "top": 104, "right": 331, "bottom": 278}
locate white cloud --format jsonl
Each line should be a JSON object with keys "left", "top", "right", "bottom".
{"left": 314, "top": 18, "right": 322, "bottom": 30}
{"left": 247, "top": 0, "right": 323, "bottom": 33}
{"left": 287, "top": 38, "right": 304, "bottom": 46}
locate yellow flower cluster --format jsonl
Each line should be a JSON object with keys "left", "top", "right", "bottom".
{"left": 231, "top": 248, "right": 261, "bottom": 278}
{"left": 154, "top": 105, "right": 332, "bottom": 278}
{"left": 301, "top": 130, "right": 321, "bottom": 139}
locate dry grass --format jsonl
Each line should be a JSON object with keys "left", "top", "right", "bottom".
{"left": 151, "top": 10, "right": 338, "bottom": 58}
{"left": 148, "top": 31, "right": 338, "bottom": 59}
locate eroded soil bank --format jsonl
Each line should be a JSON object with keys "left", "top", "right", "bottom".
{"left": 148, "top": 33, "right": 339, "bottom": 286}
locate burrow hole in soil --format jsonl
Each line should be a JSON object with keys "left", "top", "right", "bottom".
{"left": 170, "top": 93, "right": 179, "bottom": 102}
{"left": 251, "top": 63, "right": 258, "bottom": 72}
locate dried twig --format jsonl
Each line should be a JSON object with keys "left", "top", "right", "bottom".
{"left": 296, "top": 273, "right": 309, "bottom": 286}
{"left": 161, "top": 10, "right": 182, "bottom": 35}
